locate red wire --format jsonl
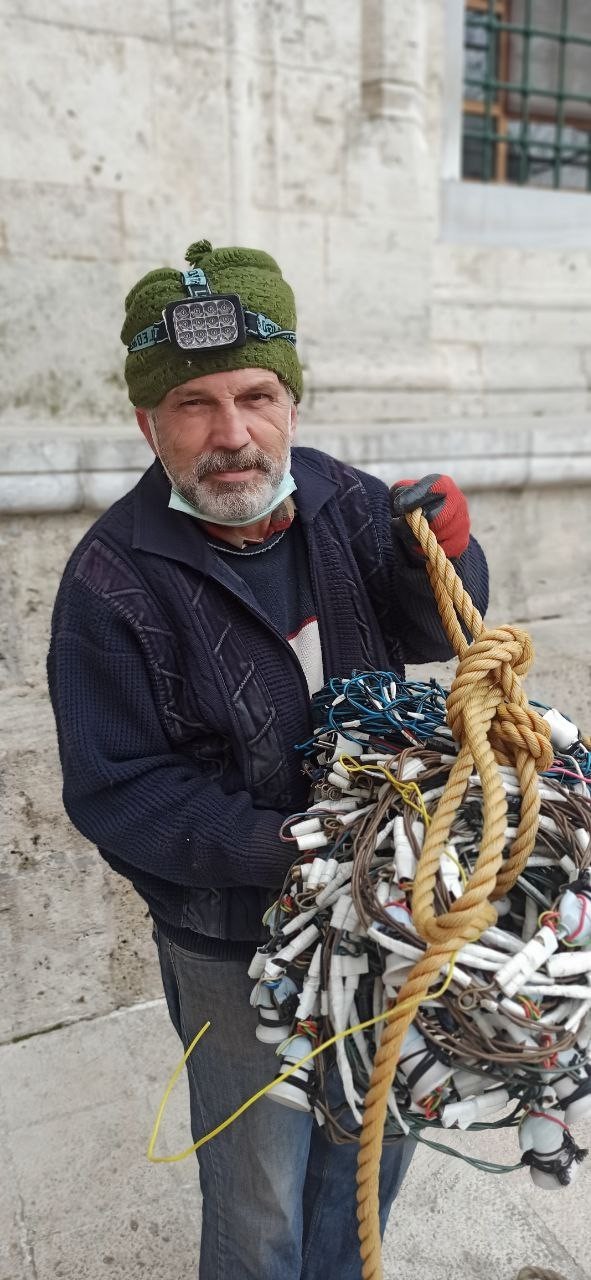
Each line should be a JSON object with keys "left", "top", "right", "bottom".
{"left": 565, "top": 895, "right": 590, "bottom": 943}
{"left": 546, "top": 766, "right": 587, "bottom": 781}
{"left": 527, "top": 1109, "right": 569, "bottom": 1132}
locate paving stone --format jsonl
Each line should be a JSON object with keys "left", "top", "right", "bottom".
{"left": 31, "top": 1194, "right": 199, "bottom": 1280}
{"left": 1, "top": 1004, "right": 590, "bottom": 1279}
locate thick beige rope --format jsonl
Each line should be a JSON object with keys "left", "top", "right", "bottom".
{"left": 355, "top": 509, "right": 554, "bottom": 1280}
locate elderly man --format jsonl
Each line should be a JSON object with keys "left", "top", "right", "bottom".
{"left": 48, "top": 239, "right": 488, "bottom": 1280}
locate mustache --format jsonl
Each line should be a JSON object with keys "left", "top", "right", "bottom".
{"left": 193, "top": 448, "right": 274, "bottom": 480}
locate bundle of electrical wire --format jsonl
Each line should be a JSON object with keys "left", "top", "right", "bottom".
{"left": 248, "top": 673, "right": 591, "bottom": 1189}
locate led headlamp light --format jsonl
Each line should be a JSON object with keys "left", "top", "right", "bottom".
{"left": 163, "top": 294, "right": 245, "bottom": 352}
{"left": 128, "top": 267, "right": 296, "bottom": 356}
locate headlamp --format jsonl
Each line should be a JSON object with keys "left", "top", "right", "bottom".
{"left": 163, "top": 294, "right": 245, "bottom": 353}
{"left": 128, "top": 268, "right": 296, "bottom": 356}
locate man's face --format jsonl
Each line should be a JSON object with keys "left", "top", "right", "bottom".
{"left": 136, "top": 367, "right": 297, "bottom": 523}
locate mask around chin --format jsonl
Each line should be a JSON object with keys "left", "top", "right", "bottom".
{"left": 168, "top": 462, "right": 296, "bottom": 527}
{"left": 151, "top": 401, "right": 295, "bottom": 527}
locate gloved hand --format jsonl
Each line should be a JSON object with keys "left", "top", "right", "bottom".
{"left": 390, "top": 473, "right": 470, "bottom": 559}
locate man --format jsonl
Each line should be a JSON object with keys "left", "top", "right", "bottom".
{"left": 48, "top": 238, "right": 488, "bottom": 1280}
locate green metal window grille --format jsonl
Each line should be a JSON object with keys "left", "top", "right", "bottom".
{"left": 462, "top": 0, "right": 591, "bottom": 189}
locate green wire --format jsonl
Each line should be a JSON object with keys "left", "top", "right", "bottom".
{"left": 408, "top": 1123, "right": 522, "bottom": 1174}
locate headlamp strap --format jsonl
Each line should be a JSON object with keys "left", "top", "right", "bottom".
{"left": 128, "top": 321, "right": 169, "bottom": 354}
{"left": 182, "top": 268, "right": 211, "bottom": 299}
{"left": 127, "top": 267, "right": 297, "bottom": 353}
{"left": 244, "top": 310, "right": 296, "bottom": 346}
{"left": 128, "top": 311, "right": 297, "bottom": 353}
{"left": 128, "top": 320, "right": 168, "bottom": 354}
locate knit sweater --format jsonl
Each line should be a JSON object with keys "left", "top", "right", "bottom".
{"left": 47, "top": 447, "right": 489, "bottom": 957}
{"left": 206, "top": 518, "right": 324, "bottom": 696}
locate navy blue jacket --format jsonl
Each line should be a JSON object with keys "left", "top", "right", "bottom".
{"left": 47, "top": 448, "right": 488, "bottom": 957}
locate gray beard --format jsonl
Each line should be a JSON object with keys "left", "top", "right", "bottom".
{"left": 163, "top": 446, "right": 289, "bottom": 523}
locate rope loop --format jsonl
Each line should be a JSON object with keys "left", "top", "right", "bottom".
{"left": 415, "top": 895, "right": 498, "bottom": 949}
{"left": 491, "top": 701, "right": 553, "bottom": 771}
{"left": 445, "top": 623, "right": 553, "bottom": 774}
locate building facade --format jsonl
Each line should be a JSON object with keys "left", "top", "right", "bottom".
{"left": 1, "top": 0, "right": 591, "bottom": 1039}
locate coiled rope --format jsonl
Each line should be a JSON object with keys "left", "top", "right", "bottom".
{"left": 355, "top": 509, "right": 554, "bottom": 1280}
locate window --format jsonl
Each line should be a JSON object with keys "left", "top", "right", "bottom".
{"left": 462, "top": 0, "right": 591, "bottom": 189}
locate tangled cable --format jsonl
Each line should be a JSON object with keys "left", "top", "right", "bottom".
{"left": 248, "top": 508, "right": 591, "bottom": 1280}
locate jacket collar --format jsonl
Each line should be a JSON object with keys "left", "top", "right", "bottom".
{"left": 132, "top": 450, "right": 338, "bottom": 574}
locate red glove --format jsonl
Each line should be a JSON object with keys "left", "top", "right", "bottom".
{"left": 390, "top": 473, "right": 470, "bottom": 558}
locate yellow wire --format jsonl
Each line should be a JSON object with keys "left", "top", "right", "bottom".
{"left": 147, "top": 954, "right": 458, "bottom": 1164}
{"left": 442, "top": 844, "right": 468, "bottom": 889}
{"left": 338, "top": 756, "right": 432, "bottom": 828}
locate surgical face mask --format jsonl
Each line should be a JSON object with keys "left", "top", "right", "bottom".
{"left": 168, "top": 464, "right": 296, "bottom": 525}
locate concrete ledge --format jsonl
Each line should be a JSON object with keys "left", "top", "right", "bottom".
{"left": 0, "top": 416, "right": 590, "bottom": 512}
{"left": 441, "top": 178, "right": 591, "bottom": 249}
{"left": 0, "top": 469, "right": 146, "bottom": 514}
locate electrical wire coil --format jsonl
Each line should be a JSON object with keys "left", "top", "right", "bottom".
{"left": 147, "top": 505, "right": 590, "bottom": 1280}
{"left": 248, "top": 508, "right": 591, "bottom": 1280}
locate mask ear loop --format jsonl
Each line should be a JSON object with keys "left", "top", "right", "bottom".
{"left": 146, "top": 414, "right": 176, "bottom": 488}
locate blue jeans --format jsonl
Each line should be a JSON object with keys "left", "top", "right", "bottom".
{"left": 155, "top": 929, "right": 414, "bottom": 1280}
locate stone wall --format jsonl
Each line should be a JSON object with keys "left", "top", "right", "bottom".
{"left": 0, "top": 0, "right": 590, "bottom": 428}
{"left": 2, "top": 0, "right": 591, "bottom": 1043}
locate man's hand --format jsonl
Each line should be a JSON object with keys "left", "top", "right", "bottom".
{"left": 390, "top": 473, "right": 470, "bottom": 558}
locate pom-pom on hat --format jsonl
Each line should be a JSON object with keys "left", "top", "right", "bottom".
{"left": 121, "top": 239, "right": 303, "bottom": 407}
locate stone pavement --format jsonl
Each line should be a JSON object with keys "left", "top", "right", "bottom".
{"left": 1, "top": 992, "right": 590, "bottom": 1280}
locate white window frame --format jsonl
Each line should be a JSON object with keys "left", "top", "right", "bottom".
{"left": 441, "top": 0, "right": 591, "bottom": 247}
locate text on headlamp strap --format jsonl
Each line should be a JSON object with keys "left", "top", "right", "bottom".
{"left": 182, "top": 268, "right": 211, "bottom": 299}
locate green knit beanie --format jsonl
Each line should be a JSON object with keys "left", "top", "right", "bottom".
{"left": 121, "top": 239, "right": 303, "bottom": 407}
